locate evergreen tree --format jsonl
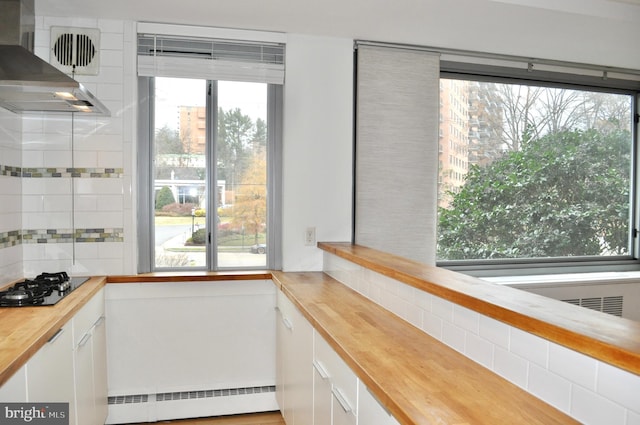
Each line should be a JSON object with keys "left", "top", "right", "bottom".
{"left": 155, "top": 186, "right": 175, "bottom": 210}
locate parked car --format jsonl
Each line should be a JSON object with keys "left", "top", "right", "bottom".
{"left": 250, "top": 244, "right": 266, "bottom": 254}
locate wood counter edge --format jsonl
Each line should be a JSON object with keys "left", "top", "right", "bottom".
{"left": 318, "top": 242, "right": 640, "bottom": 376}
{"left": 271, "top": 271, "right": 578, "bottom": 425}
{"left": 0, "top": 276, "right": 107, "bottom": 388}
{"left": 273, "top": 272, "right": 415, "bottom": 425}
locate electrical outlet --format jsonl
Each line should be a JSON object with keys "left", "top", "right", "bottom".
{"left": 305, "top": 227, "right": 316, "bottom": 246}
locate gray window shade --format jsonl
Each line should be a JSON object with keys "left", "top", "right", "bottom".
{"left": 354, "top": 44, "right": 440, "bottom": 265}
{"left": 137, "top": 33, "right": 285, "bottom": 84}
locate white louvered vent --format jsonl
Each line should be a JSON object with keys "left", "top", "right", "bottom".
{"left": 562, "top": 296, "right": 623, "bottom": 317}
{"left": 108, "top": 385, "right": 276, "bottom": 405}
{"left": 50, "top": 27, "right": 100, "bottom": 75}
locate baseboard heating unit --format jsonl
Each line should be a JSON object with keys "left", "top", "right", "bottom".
{"left": 105, "top": 386, "right": 277, "bottom": 424}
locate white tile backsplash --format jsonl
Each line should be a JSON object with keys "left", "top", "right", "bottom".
{"left": 571, "top": 385, "right": 627, "bottom": 425}
{"left": 21, "top": 150, "right": 44, "bottom": 167}
{"left": 479, "top": 315, "right": 510, "bottom": 349}
{"left": 442, "top": 321, "right": 466, "bottom": 353}
{"left": 323, "top": 252, "right": 640, "bottom": 425}
{"left": 22, "top": 211, "right": 72, "bottom": 229}
{"left": 22, "top": 178, "right": 71, "bottom": 195}
{"left": 101, "top": 31, "right": 124, "bottom": 50}
{"left": 453, "top": 304, "right": 480, "bottom": 334}
{"left": 549, "top": 343, "right": 598, "bottom": 391}
{"left": 0, "top": 16, "right": 135, "bottom": 279}
{"left": 73, "top": 211, "right": 123, "bottom": 228}
{"left": 421, "top": 310, "right": 443, "bottom": 340}
{"left": 432, "top": 296, "right": 454, "bottom": 321}
{"left": 628, "top": 409, "right": 640, "bottom": 425}
{"left": 465, "top": 332, "right": 494, "bottom": 368}
{"left": 597, "top": 362, "right": 640, "bottom": 413}
{"left": 493, "top": 346, "right": 528, "bottom": 389}
{"left": 509, "top": 327, "right": 549, "bottom": 368}
{"left": 528, "top": 363, "right": 572, "bottom": 412}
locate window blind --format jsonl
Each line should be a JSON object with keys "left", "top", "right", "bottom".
{"left": 354, "top": 44, "right": 440, "bottom": 265}
{"left": 137, "top": 33, "right": 285, "bottom": 84}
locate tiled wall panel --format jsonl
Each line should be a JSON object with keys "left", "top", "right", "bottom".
{"left": 0, "top": 17, "right": 135, "bottom": 282}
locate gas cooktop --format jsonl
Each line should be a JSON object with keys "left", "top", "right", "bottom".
{"left": 0, "top": 272, "right": 89, "bottom": 307}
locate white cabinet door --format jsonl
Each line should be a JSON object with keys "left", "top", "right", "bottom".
{"left": 332, "top": 390, "right": 357, "bottom": 425}
{"left": 74, "top": 328, "right": 95, "bottom": 425}
{"left": 73, "top": 288, "right": 107, "bottom": 425}
{"left": 0, "top": 364, "right": 27, "bottom": 402}
{"left": 92, "top": 314, "right": 108, "bottom": 423}
{"left": 314, "top": 330, "right": 358, "bottom": 425}
{"left": 27, "top": 322, "right": 75, "bottom": 424}
{"left": 276, "top": 288, "right": 313, "bottom": 425}
{"left": 276, "top": 291, "right": 293, "bottom": 425}
{"left": 358, "top": 380, "right": 398, "bottom": 425}
{"left": 313, "top": 359, "right": 332, "bottom": 425}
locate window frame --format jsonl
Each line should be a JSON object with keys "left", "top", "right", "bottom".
{"left": 436, "top": 67, "right": 640, "bottom": 278}
{"left": 136, "top": 76, "right": 283, "bottom": 273}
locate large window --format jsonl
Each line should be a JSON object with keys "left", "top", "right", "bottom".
{"left": 136, "top": 27, "right": 284, "bottom": 272}
{"left": 437, "top": 78, "right": 636, "bottom": 267}
{"left": 149, "top": 77, "right": 278, "bottom": 270}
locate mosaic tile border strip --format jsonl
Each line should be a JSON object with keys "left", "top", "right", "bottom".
{"left": 0, "top": 164, "right": 123, "bottom": 178}
{"left": 22, "top": 228, "right": 124, "bottom": 243}
{"left": 0, "top": 228, "right": 124, "bottom": 247}
{"left": 0, "top": 165, "right": 21, "bottom": 177}
{"left": 0, "top": 230, "right": 21, "bottom": 248}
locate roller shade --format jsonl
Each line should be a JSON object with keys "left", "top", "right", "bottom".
{"left": 137, "top": 33, "right": 285, "bottom": 84}
{"left": 354, "top": 43, "right": 440, "bottom": 265}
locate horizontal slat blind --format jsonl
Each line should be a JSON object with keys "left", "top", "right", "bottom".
{"left": 137, "top": 33, "right": 285, "bottom": 84}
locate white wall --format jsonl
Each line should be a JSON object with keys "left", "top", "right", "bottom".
{"left": 282, "top": 34, "right": 354, "bottom": 271}
{"left": 0, "top": 0, "right": 638, "bottom": 278}
{"left": 0, "top": 108, "right": 23, "bottom": 283}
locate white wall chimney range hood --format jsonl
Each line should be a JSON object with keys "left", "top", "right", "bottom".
{"left": 0, "top": 0, "right": 109, "bottom": 116}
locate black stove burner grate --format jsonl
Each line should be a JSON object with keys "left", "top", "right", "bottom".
{"left": 0, "top": 272, "right": 89, "bottom": 307}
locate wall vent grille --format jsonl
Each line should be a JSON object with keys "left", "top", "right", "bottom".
{"left": 562, "top": 295, "right": 623, "bottom": 317}
{"left": 50, "top": 27, "right": 100, "bottom": 75}
{"left": 108, "top": 394, "right": 149, "bottom": 405}
{"left": 108, "top": 385, "right": 276, "bottom": 405}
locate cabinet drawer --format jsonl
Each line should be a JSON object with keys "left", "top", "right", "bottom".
{"left": 72, "top": 288, "right": 105, "bottom": 345}
{"left": 314, "top": 330, "right": 358, "bottom": 415}
{"left": 358, "top": 380, "right": 400, "bottom": 425}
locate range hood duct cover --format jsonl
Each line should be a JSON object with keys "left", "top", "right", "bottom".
{"left": 0, "top": 0, "right": 109, "bottom": 115}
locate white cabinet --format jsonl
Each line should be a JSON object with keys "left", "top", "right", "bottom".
{"left": 312, "top": 358, "right": 332, "bottom": 425}
{"left": 276, "top": 289, "right": 404, "bottom": 425}
{"left": 73, "top": 288, "right": 107, "bottom": 425}
{"left": 26, "top": 322, "right": 75, "bottom": 423}
{"left": 358, "top": 381, "right": 400, "bottom": 425}
{"left": 314, "top": 330, "right": 358, "bottom": 425}
{"left": 0, "top": 364, "right": 27, "bottom": 402}
{"left": 276, "top": 288, "right": 313, "bottom": 425}
{"left": 0, "top": 287, "right": 107, "bottom": 425}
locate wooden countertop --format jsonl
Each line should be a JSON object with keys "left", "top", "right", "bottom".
{"left": 319, "top": 242, "right": 640, "bottom": 376}
{"left": 272, "top": 270, "right": 578, "bottom": 425}
{"left": 0, "top": 276, "right": 107, "bottom": 387}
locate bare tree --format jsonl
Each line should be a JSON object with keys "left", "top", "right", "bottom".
{"left": 497, "top": 84, "right": 543, "bottom": 150}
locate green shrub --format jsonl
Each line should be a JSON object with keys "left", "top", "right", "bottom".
{"left": 155, "top": 186, "right": 175, "bottom": 210}
{"left": 187, "top": 228, "right": 207, "bottom": 245}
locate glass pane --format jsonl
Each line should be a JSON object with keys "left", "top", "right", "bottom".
{"left": 153, "top": 77, "right": 207, "bottom": 269}
{"left": 437, "top": 79, "right": 633, "bottom": 261}
{"left": 216, "top": 81, "right": 268, "bottom": 268}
